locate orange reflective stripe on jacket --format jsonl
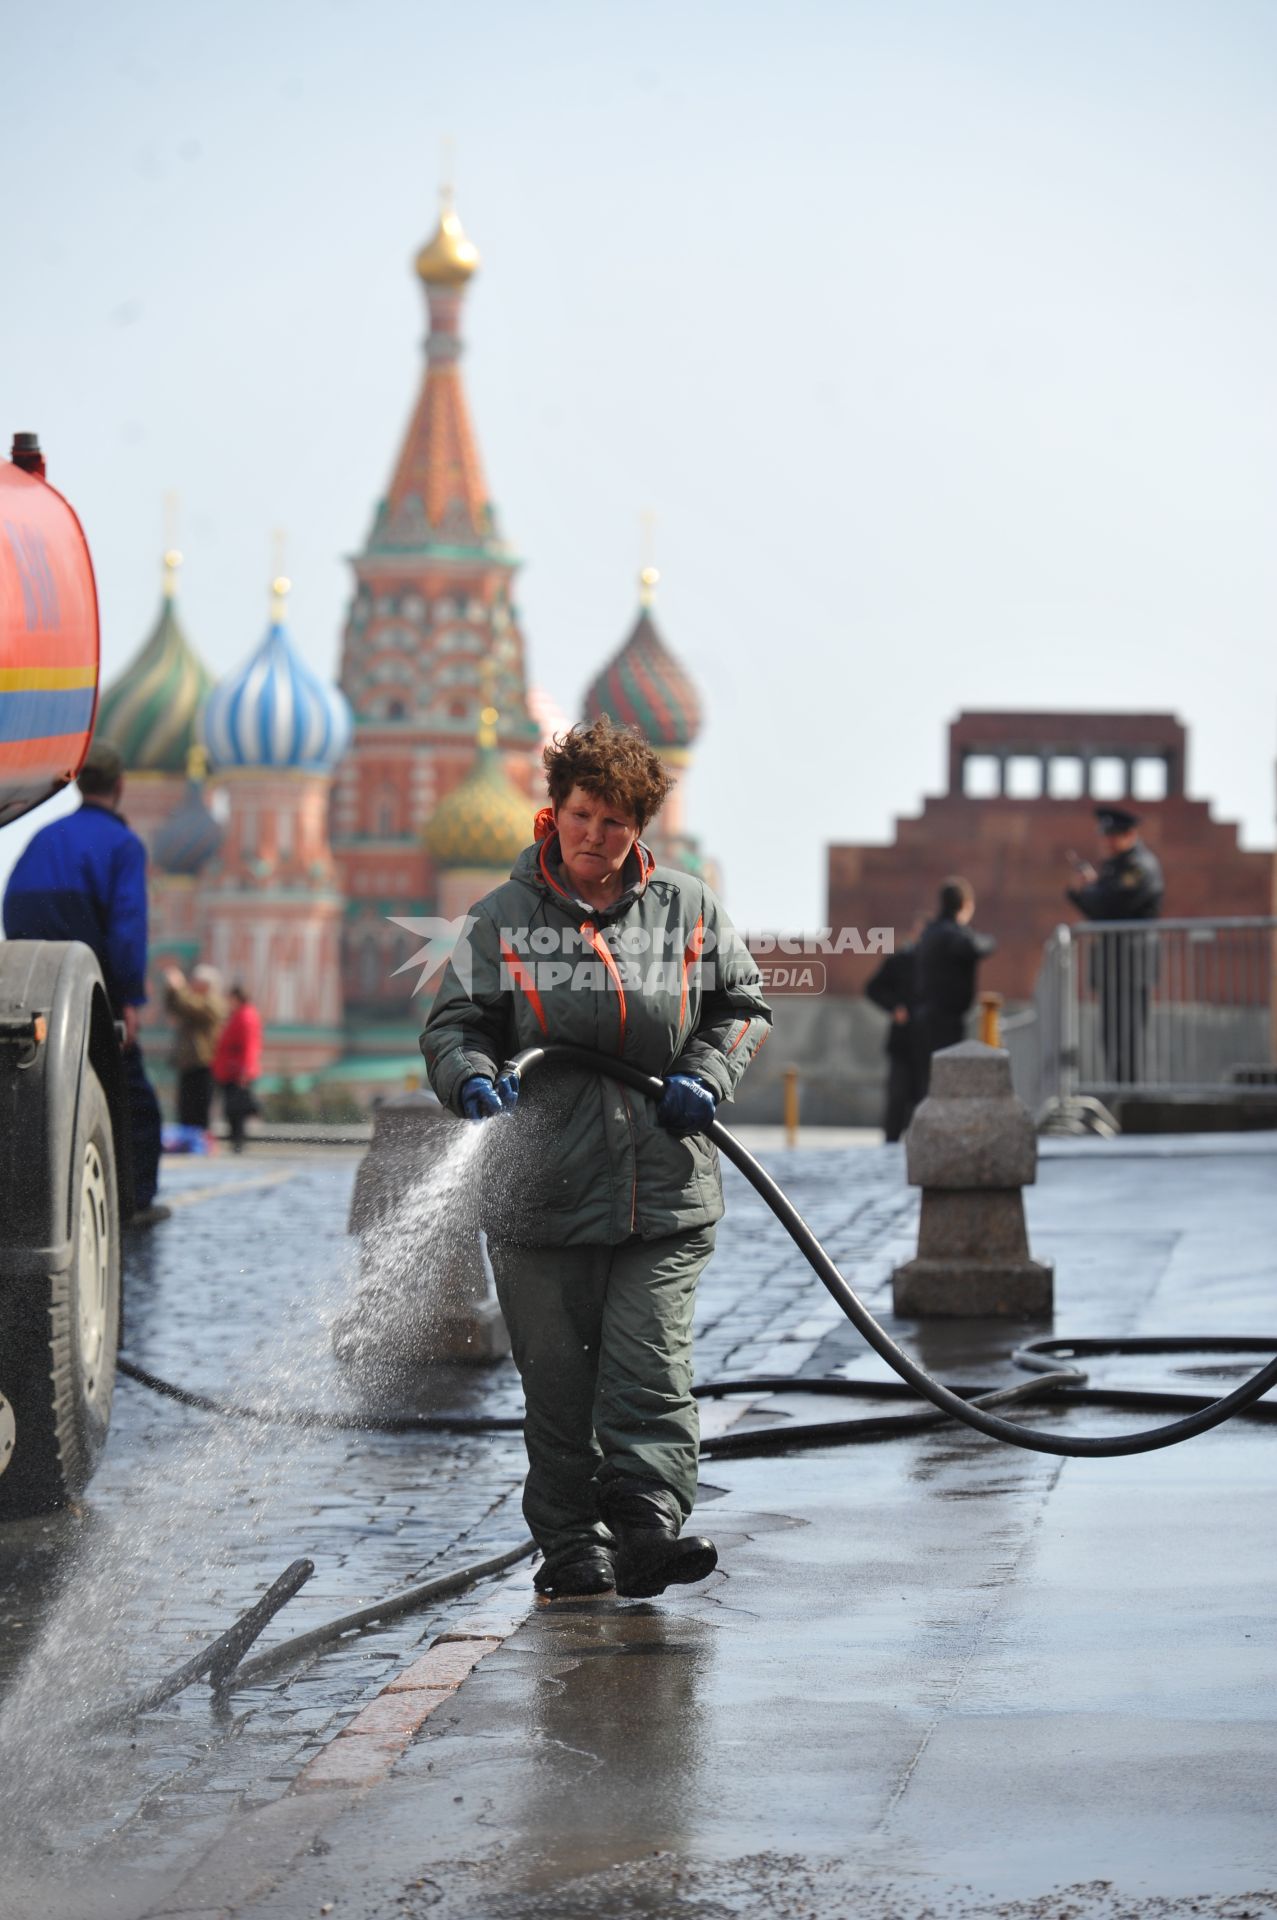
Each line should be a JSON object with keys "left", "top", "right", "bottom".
{"left": 679, "top": 914, "right": 705, "bottom": 1036}
{"left": 726, "top": 1017, "right": 754, "bottom": 1056}
{"left": 536, "top": 836, "right": 574, "bottom": 903}
{"left": 581, "top": 921, "right": 627, "bottom": 1052}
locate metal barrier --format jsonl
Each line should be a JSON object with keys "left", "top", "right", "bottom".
{"left": 1006, "top": 917, "right": 1277, "bottom": 1127}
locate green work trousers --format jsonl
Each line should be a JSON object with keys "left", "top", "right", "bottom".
{"left": 487, "top": 1224, "right": 716, "bottom": 1564}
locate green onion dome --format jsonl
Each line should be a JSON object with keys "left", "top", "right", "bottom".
{"left": 95, "top": 552, "right": 215, "bottom": 775}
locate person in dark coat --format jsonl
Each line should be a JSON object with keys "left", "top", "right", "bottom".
{"left": 913, "top": 878, "right": 996, "bottom": 1094}
{"left": 1066, "top": 804, "right": 1164, "bottom": 1084}
{"left": 2, "top": 739, "right": 166, "bottom": 1222}
{"left": 864, "top": 913, "right": 925, "bottom": 1141}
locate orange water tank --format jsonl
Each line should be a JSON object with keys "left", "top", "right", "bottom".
{"left": 0, "top": 433, "right": 100, "bottom": 830}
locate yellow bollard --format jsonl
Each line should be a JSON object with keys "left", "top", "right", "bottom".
{"left": 783, "top": 1065, "right": 799, "bottom": 1150}
{"left": 979, "top": 991, "right": 1003, "bottom": 1048}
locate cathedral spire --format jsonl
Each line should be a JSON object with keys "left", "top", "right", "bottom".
{"left": 376, "top": 187, "right": 495, "bottom": 553}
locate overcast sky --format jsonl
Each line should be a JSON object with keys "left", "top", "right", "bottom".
{"left": 4, "top": 0, "right": 1275, "bottom": 929}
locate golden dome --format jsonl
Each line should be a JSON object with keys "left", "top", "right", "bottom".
{"left": 415, "top": 193, "right": 480, "bottom": 288}
{"left": 426, "top": 738, "right": 532, "bottom": 869}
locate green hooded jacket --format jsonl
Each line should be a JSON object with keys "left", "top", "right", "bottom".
{"left": 421, "top": 834, "right": 772, "bottom": 1247}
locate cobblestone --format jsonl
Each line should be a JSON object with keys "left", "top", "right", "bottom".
{"left": 0, "top": 1136, "right": 911, "bottom": 1899}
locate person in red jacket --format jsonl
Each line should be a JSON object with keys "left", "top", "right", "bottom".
{"left": 212, "top": 984, "right": 263, "bottom": 1153}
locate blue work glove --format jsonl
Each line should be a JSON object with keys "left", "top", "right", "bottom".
{"left": 460, "top": 1072, "right": 520, "bottom": 1122}
{"left": 656, "top": 1073, "right": 717, "bottom": 1137}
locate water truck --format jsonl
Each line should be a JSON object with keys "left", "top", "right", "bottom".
{"left": 0, "top": 431, "right": 127, "bottom": 1519}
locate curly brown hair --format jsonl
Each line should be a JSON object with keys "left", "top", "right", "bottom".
{"left": 543, "top": 715, "right": 671, "bottom": 830}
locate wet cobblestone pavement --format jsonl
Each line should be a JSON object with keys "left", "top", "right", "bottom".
{"left": 224, "top": 1139, "right": 1277, "bottom": 1920}
{"left": 0, "top": 1134, "right": 914, "bottom": 1914}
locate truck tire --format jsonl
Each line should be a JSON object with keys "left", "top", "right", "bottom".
{"left": 0, "top": 1065, "right": 120, "bottom": 1517}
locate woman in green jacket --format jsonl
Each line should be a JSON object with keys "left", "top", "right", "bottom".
{"left": 422, "top": 717, "right": 771, "bottom": 1601}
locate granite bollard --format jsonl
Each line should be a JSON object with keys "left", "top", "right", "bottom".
{"left": 344, "top": 1090, "right": 510, "bottom": 1364}
{"left": 892, "top": 1041, "right": 1053, "bottom": 1318}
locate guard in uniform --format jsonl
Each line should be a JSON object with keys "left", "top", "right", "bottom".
{"left": 1066, "top": 805, "right": 1164, "bottom": 1084}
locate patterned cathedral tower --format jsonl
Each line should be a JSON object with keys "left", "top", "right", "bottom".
{"left": 331, "top": 189, "right": 540, "bottom": 1034}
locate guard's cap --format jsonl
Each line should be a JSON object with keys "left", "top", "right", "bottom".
{"left": 77, "top": 739, "right": 126, "bottom": 795}
{"left": 1095, "top": 804, "right": 1140, "bottom": 834}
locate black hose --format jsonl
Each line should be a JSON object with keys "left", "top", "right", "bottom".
{"left": 215, "top": 1539, "right": 536, "bottom": 1693}
{"left": 92, "top": 1557, "right": 315, "bottom": 1726}
{"left": 117, "top": 1354, "right": 1277, "bottom": 1455}
{"left": 1015, "top": 1335, "right": 1277, "bottom": 1365}
{"left": 115, "top": 1356, "right": 526, "bottom": 1433}
{"left": 501, "top": 1043, "right": 1277, "bottom": 1459}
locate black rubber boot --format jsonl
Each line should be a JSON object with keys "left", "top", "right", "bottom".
{"left": 602, "top": 1484, "right": 717, "bottom": 1599}
{"left": 533, "top": 1544, "right": 616, "bottom": 1601}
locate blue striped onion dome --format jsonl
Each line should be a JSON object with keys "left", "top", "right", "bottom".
{"left": 153, "top": 752, "right": 225, "bottom": 875}
{"left": 200, "top": 581, "right": 352, "bottom": 773}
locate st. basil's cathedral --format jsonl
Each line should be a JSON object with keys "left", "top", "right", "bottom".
{"left": 94, "top": 190, "right": 710, "bottom": 1095}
